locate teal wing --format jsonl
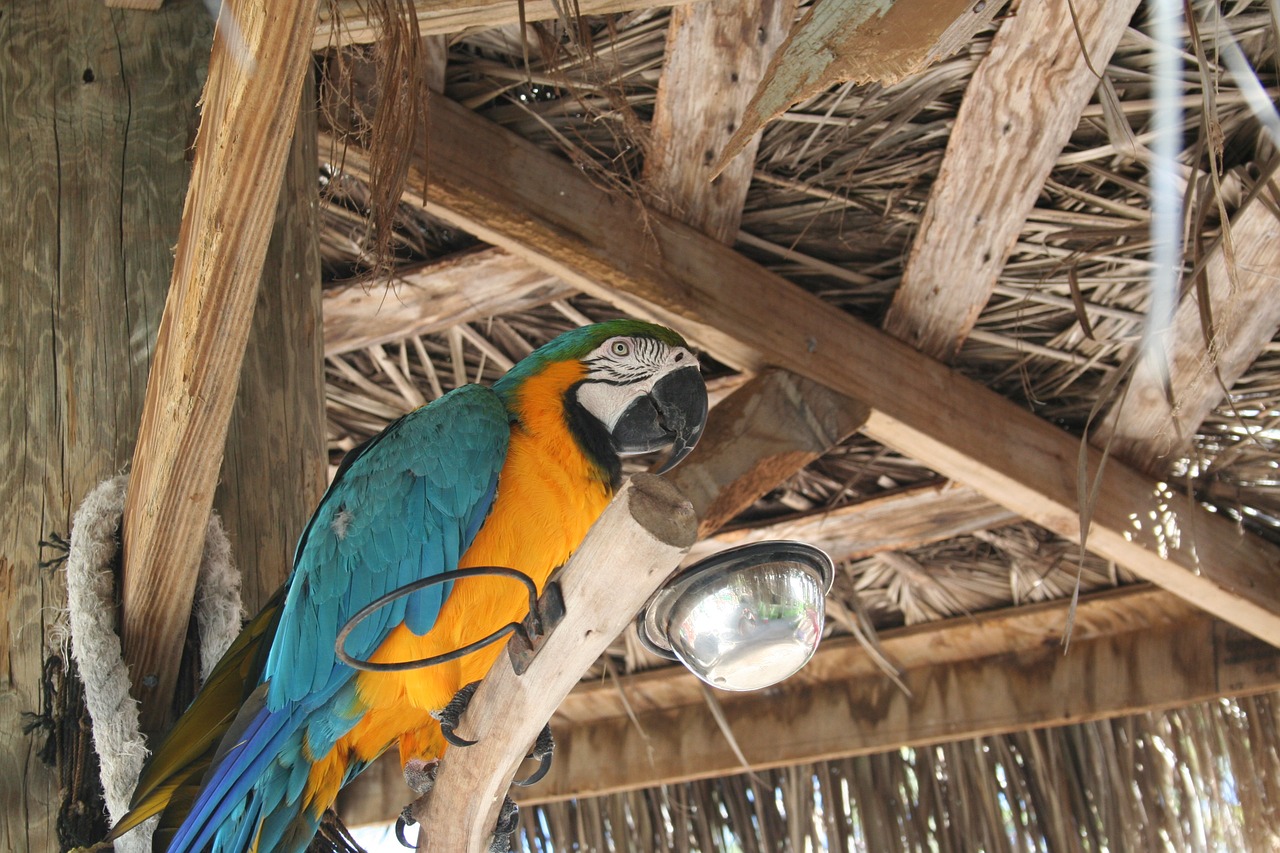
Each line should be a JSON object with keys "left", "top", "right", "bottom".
{"left": 264, "top": 381, "right": 511, "bottom": 708}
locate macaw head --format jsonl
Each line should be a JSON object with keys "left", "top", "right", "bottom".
{"left": 495, "top": 320, "right": 708, "bottom": 474}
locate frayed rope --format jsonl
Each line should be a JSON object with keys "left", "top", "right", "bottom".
{"left": 63, "top": 475, "right": 244, "bottom": 852}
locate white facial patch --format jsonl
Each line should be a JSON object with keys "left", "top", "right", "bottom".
{"left": 574, "top": 337, "right": 698, "bottom": 432}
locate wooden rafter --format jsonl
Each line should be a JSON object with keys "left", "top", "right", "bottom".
{"left": 323, "top": 247, "right": 573, "bottom": 355}
{"left": 391, "top": 92, "right": 1280, "bottom": 644}
{"left": 121, "top": 0, "right": 320, "bottom": 732}
{"left": 314, "top": 0, "right": 698, "bottom": 50}
{"left": 644, "top": 0, "right": 796, "bottom": 243}
{"left": 1094, "top": 197, "right": 1280, "bottom": 476}
{"left": 684, "top": 479, "right": 1019, "bottom": 566}
{"left": 882, "top": 0, "right": 1143, "bottom": 360}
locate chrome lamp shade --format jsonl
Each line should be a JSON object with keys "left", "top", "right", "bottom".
{"left": 636, "top": 541, "right": 835, "bottom": 691}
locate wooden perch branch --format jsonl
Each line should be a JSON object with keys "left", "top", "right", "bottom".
{"left": 413, "top": 474, "right": 696, "bottom": 852}
{"left": 120, "top": 0, "right": 320, "bottom": 732}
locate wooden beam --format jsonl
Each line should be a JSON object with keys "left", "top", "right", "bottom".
{"left": 716, "top": 0, "right": 1001, "bottom": 172}
{"left": 882, "top": 0, "right": 1142, "bottom": 360}
{"left": 401, "top": 93, "right": 1280, "bottom": 645}
{"left": 121, "top": 0, "right": 320, "bottom": 733}
{"left": 684, "top": 479, "right": 1019, "bottom": 566}
{"left": 414, "top": 474, "right": 696, "bottom": 853}
{"left": 644, "top": 0, "right": 795, "bottom": 244}
{"left": 343, "top": 585, "right": 1280, "bottom": 819}
{"left": 1094, "top": 198, "right": 1280, "bottom": 476}
{"left": 323, "top": 248, "right": 574, "bottom": 356}
{"left": 0, "top": 1, "right": 210, "bottom": 847}
{"left": 314, "top": 0, "right": 696, "bottom": 50}
{"left": 523, "top": 588, "right": 1280, "bottom": 802}
{"left": 664, "top": 370, "right": 867, "bottom": 538}
{"left": 216, "top": 78, "right": 327, "bottom": 614}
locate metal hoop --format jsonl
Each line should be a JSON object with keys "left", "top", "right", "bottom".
{"left": 334, "top": 566, "right": 539, "bottom": 673}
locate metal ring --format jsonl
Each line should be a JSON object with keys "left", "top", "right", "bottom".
{"left": 335, "top": 566, "right": 538, "bottom": 673}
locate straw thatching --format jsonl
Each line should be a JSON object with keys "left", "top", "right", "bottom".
{"left": 307, "top": 0, "right": 1280, "bottom": 848}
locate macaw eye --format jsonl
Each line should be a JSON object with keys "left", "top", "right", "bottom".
{"left": 611, "top": 340, "right": 631, "bottom": 357}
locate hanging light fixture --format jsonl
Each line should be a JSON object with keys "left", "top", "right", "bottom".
{"left": 636, "top": 541, "right": 834, "bottom": 692}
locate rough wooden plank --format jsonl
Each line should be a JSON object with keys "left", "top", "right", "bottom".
{"left": 1094, "top": 199, "right": 1280, "bottom": 476}
{"left": 684, "top": 480, "right": 1019, "bottom": 566}
{"left": 665, "top": 369, "right": 868, "bottom": 538}
{"left": 644, "top": 0, "right": 796, "bottom": 243}
{"left": 414, "top": 474, "right": 697, "bottom": 853}
{"left": 216, "top": 78, "right": 327, "bottom": 614}
{"left": 716, "top": 0, "right": 1000, "bottom": 172}
{"left": 121, "top": 0, "right": 321, "bottom": 733}
{"left": 519, "top": 588, "right": 1280, "bottom": 802}
{"left": 882, "top": 0, "right": 1142, "bottom": 360}
{"left": 406, "top": 93, "right": 1280, "bottom": 644}
{"left": 315, "top": 0, "right": 695, "bottom": 49}
{"left": 0, "top": 0, "right": 210, "bottom": 848}
{"left": 323, "top": 248, "right": 574, "bottom": 356}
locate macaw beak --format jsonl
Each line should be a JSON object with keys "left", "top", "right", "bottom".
{"left": 610, "top": 365, "right": 708, "bottom": 474}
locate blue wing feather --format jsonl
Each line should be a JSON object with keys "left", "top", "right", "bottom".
{"left": 170, "top": 384, "right": 510, "bottom": 853}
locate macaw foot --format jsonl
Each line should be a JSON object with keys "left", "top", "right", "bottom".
{"left": 488, "top": 796, "right": 520, "bottom": 853}
{"left": 404, "top": 757, "right": 440, "bottom": 795}
{"left": 512, "top": 723, "right": 554, "bottom": 787}
{"left": 394, "top": 794, "right": 519, "bottom": 852}
{"left": 432, "top": 681, "right": 480, "bottom": 747}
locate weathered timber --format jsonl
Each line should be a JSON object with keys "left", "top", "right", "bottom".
{"left": 403, "top": 93, "right": 1280, "bottom": 644}
{"left": 414, "top": 475, "right": 696, "bottom": 852}
{"left": 215, "top": 77, "right": 327, "bottom": 614}
{"left": 645, "top": 0, "right": 796, "bottom": 243}
{"left": 315, "top": 0, "right": 698, "bottom": 49}
{"left": 121, "top": 0, "right": 321, "bottom": 733}
{"left": 665, "top": 369, "right": 867, "bottom": 538}
{"left": 1094, "top": 198, "right": 1280, "bottom": 477}
{"left": 323, "top": 248, "right": 574, "bottom": 356}
{"left": 0, "top": 1, "right": 210, "bottom": 849}
{"left": 883, "top": 0, "right": 1142, "bottom": 360}
{"left": 717, "top": 0, "right": 1002, "bottom": 172}
{"left": 683, "top": 480, "right": 1019, "bottom": 566}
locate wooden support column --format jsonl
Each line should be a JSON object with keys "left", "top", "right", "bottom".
{"left": 216, "top": 76, "right": 328, "bottom": 614}
{"left": 121, "top": 0, "right": 321, "bottom": 732}
{"left": 414, "top": 475, "right": 697, "bottom": 852}
{"left": 0, "top": 0, "right": 211, "bottom": 849}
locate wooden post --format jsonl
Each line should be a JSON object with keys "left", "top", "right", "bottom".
{"left": 120, "top": 0, "right": 320, "bottom": 732}
{"left": 414, "top": 474, "right": 697, "bottom": 852}
{"left": 0, "top": 0, "right": 211, "bottom": 849}
{"left": 216, "top": 76, "right": 327, "bottom": 614}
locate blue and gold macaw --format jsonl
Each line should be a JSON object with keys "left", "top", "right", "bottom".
{"left": 111, "top": 320, "right": 707, "bottom": 853}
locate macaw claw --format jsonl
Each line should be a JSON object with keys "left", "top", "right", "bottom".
{"left": 434, "top": 681, "right": 480, "bottom": 747}
{"left": 511, "top": 724, "right": 554, "bottom": 787}
{"left": 395, "top": 806, "right": 418, "bottom": 849}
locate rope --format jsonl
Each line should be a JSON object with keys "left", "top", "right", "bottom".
{"left": 64, "top": 475, "right": 244, "bottom": 852}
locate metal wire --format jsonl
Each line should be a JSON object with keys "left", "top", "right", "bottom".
{"left": 334, "top": 567, "right": 539, "bottom": 672}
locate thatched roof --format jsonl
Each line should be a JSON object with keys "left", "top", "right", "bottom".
{"left": 300, "top": 0, "right": 1280, "bottom": 848}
